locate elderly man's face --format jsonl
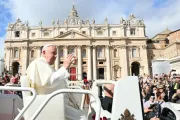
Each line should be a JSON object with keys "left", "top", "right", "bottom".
{"left": 43, "top": 46, "right": 57, "bottom": 65}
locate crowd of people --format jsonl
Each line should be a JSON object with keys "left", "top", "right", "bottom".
{"left": 0, "top": 73, "right": 20, "bottom": 86}
{"left": 139, "top": 71, "right": 180, "bottom": 120}
{"left": 0, "top": 44, "right": 180, "bottom": 120}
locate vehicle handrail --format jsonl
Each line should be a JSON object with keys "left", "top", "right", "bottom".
{"left": 0, "top": 86, "right": 37, "bottom": 120}
{"left": 31, "top": 89, "right": 101, "bottom": 120}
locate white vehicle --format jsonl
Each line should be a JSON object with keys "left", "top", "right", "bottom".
{"left": 0, "top": 76, "right": 180, "bottom": 120}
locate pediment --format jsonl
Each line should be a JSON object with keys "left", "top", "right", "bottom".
{"left": 54, "top": 30, "right": 92, "bottom": 39}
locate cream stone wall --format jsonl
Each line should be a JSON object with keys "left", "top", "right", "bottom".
{"left": 4, "top": 6, "right": 149, "bottom": 79}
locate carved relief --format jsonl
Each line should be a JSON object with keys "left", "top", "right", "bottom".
{"left": 71, "top": 31, "right": 75, "bottom": 38}
{"left": 85, "top": 20, "right": 90, "bottom": 25}
{"left": 104, "top": 17, "right": 108, "bottom": 24}
{"left": 119, "top": 109, "right": 135, "bottom": 120}
{"left": 39, "top": 20, "right": 42, "bottom": 26}
{"left": 8, "top": 18, "right": 28, "bottom": 30}
{"left": 112, "top": 45, "right": 119, "bottom": 49}
{"left": 142, "top": 45, "right": 147, "bottom": 49}
{"left": 92, "top": 18, "right": 95, "bottom": 24}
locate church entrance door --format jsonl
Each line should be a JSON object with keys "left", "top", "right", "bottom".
{"left": 131, "top": 62, "right": 140, "bottom": 76}
{"left": 12, "top": 61, "right": 19, "bottom": 76}
{"left": 98, "top": 68, "right": 104, "bottom": 79}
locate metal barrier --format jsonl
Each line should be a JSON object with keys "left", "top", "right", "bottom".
{"left": 1, "top": 84, "right": 21, "bottom": 94}
{"left": 0, "top": 86, "right": 37, "bottom": 120}
{"left": 30, "top": 89, "right": 101, "bottom": 120}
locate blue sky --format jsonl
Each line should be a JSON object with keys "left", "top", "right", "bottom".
{"left": 0, "top": 0, "right": 180, "bottom": 58}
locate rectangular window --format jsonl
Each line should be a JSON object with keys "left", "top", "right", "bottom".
{"left": 132, "top": 48, "right": 136, "bottom": 57}
{"left": 31, "top": 33, "right": 35, "bottom": 37}
{"left": 82, "top": 31, "right": 86, "bottom": 34}
{"left": 60, "top": 49, "right": 64, "bottom": 57}
{"left": 60, "top": 62, "right": 63, "bottom": 64}
{"left": 130, "top": 28, "right": 135, "bottom": 35}
{"left": 83, "top": 62, "right": 86, "bottom": 64}
{"left": 82, "top": 49, "right": 86, "bottom": 58}
{"left": 44, "top": 32, "right": 49, "bottom": 36}
{"left": 97, "top": 30, "right": 103, "bottom": 35}
{"left": 15, "top": 31, "right": 20, "bottom": 37}
{"left": 99, "top": 62, "right": 103, "bottom": 64}
{"left": 60, "top": 32, "right": 64, "bottom": 35}
{"left": 14, "top": 48, "right": 19, "bottom": 58}
{"left": 112, "top": 31, "right": 116, "bottom": 36}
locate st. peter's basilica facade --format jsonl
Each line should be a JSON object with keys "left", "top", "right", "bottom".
{"left": 4, "top": 5, "right": 149, "bottom": 80}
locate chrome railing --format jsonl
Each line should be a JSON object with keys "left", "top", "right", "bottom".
{"left": 30, "top": 89, "right": 101, "bottom": 120}
{"left": 0, "top": 86, "right": 37, "bottom": 120}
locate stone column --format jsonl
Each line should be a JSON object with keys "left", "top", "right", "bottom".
{"left": 106, "top": 45, "right": 111, "bottom": 80}
{"left": 92, "top": 45, "right": 97, "bottom": 80}
{"left": 64, "top": 45, "right": 68, "bottom": 58}
{"left": 55, "top": 45, "right": 60, "bottom": 70}
{"left": 22, "top": 46, "right": 29, "bottom": 75}
{"left": 87, "top": 45, "right": 92, "bottom": 80}
{"left": 5, "top": 47, "right": 12, "bottom": 71}
{"left": 126, "top": 27, "right": 130, "bottom": 37}
{"left": 129, "top": 66, "right": 132, "bottom": 76}
{"left": 141, "top": 45, "right": 149, "bottom": 75}
{"left": 120, "top": 45, "right": 128, "bottom": 77}
{"left": 77, "top": 45, "right": 82, "bottom": 80}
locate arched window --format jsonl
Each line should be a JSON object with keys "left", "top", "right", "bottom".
{"left": 31, "top": 50, "right": 35, "bottom": 58}
{"left": 114, "top": 49, "right": 118, "bottom": 57}
{"left": 60, "top": 49, "right": 64, "bottom": 57}
{"left": 130, "top": 28, "right": 135, "bottom": 35}
{"left": 132, "top": 48, "right": 136, "bottom": 57}
{"left": 97, "top": 48, "right": 103, "bottom": 57}
{"left": 82, "top": 49, "right": 86, "bottom": 58}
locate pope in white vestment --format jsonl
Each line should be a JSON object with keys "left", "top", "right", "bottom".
{"left": 26, "top": 44, "right": 87, "bottom": 120}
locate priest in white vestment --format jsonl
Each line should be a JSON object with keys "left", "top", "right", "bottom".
{"left": 26, "top": 44, "right": 87, "bottom": 120}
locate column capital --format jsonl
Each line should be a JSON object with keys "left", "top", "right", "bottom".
{"left": 76, "top": 45, "right": 82, "bottom": 48}
{"left": 6, "top": 47, "right": 13, "bottom": 50}
{"left": 36, "top": 46, "right": 41, "bottom": 49}
{"left": 29, "top": 46, "right": 37, "bottom": 50}
{"left": 112, "top": 45, "right": 118, "bottom": 49}
{"left": 92, "top": 45, "right": 96, "bottom": 49}
{"left": 64, "top": 45, "right": 69, "bottom": 48}
{"left": 87, "top": 45, "right": 92, "bottom": 48}
{"left": 105, "top": 45, "right": 110, "bottom": 49}
{"left": 119, "top": 45, "right": 126, "bottom": 49}
{"left": 22, "top": 46, "right": 29, "bottom": 50}
{"left": 142, "top": 45, "right": 147, "bottom": 49}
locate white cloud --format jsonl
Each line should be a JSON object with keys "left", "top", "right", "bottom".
{"left": 5, "top": 0, "right": 180, "bottom": 37}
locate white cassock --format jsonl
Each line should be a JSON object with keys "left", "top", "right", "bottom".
{"left": 26, "top": 57, "right": 87, "bottom": 120}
